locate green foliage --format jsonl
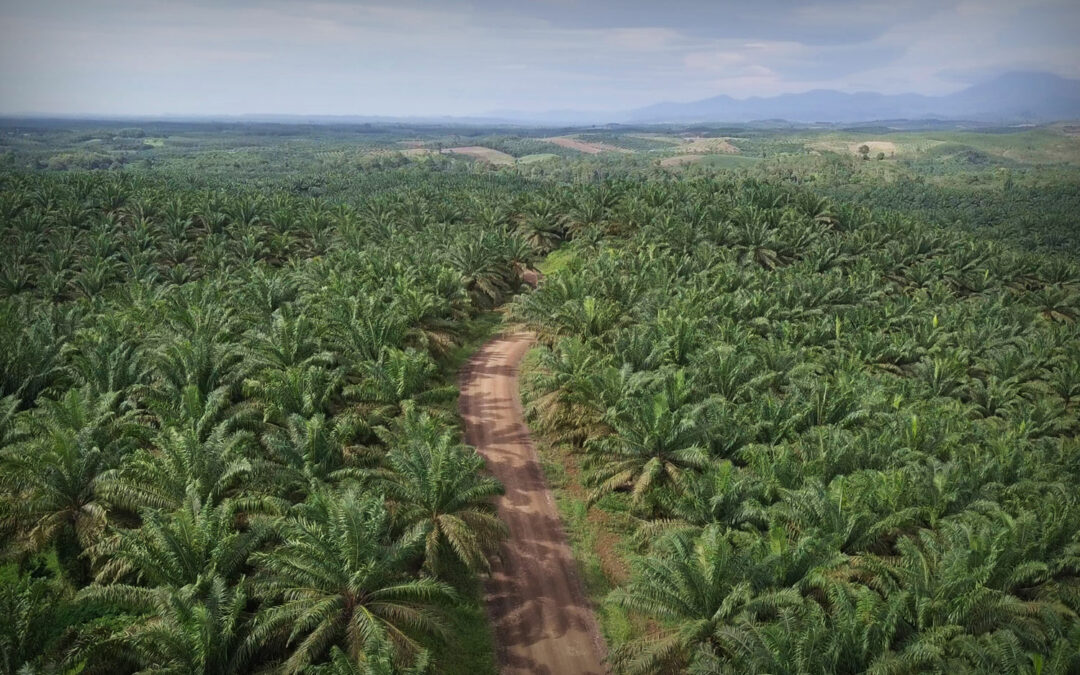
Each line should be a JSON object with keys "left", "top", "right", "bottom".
{"left": 376, "top": 406, "right": 506, "bottom": 576}
{"left": 248, "top": 492, "right": 455, "bottom": 673}
{"left": 0, "top": 162, "right": 528, "bottom": 673}
{"left": 514, "top": 176, "right": 1080, "bottom": 672}
{"left": 3, "top": 119, "right": 1080, "bottom": 673}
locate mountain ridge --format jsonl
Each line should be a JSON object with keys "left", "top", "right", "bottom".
{"left": 493, "top": 72, "right": 1080, "bottom": 125}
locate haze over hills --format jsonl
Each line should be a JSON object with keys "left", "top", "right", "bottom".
{"left": 491, "top": 72, "right": 1080, "bottom": 126}
{"left": 7, "top": 72, "right": 1078, "bottom": 128}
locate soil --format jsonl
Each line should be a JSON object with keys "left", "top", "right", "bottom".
{"left": 459, "top": 332, "right": 609, "bottom": 674}
{"left": 444, "top": 146, "right": 516, "bottom": 165}
{"left": 542, "top": 136, "right": 632, "bottom": 155}
{"left": 681, "top": 136, "right": 739, "bottom": 153}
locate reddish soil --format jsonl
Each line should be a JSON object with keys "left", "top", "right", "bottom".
{"left": 460, "top": 332, "right": 609, "bottom": 674}
{"left": 443, "top": 146, "right": 516, "bottom": 165}
{"left": 681, "top": 136, "right": 739, "bottom": 153}
{"left": 542, "top": 136, "right": 632, "bottom": 155}
{"left": 521, "top": 267, "right": 542, "bottom": 289}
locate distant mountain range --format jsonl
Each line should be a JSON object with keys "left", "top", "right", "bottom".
{"left": 9, "top": 71, "right": 1077, "bottom": 128}
{"left": 492, "top": 72, "right": 1080, "bottom": 125}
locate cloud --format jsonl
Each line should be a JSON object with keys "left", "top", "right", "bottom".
{"left": 0, "top": 0, "right": 1077, "bottom": 115}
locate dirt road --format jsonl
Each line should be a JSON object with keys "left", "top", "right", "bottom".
{"left": 460, "top": 332, "right": 609, "bottom": 675}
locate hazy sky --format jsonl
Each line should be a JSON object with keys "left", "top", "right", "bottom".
{"left": 1, "top": 0, "right": 1078, "bottom": 116}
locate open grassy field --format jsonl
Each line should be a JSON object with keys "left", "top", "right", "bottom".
{"left": 802, "top": 127, "right": 1080, "bottom": 163}
{"left": 660, "top": 153, "right": 762, "bottom": 168}
{"left": 516, "top": 152, "right": 561, "bottom": 164}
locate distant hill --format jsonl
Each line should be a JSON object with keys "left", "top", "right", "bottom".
{"left": 492, "top": 72, "right": 1080, "bottom": 125}
{"left": 626, "top": 72, "right": 1080, "bottom": 124}
{"left": 15, "top": 72, "right": 1077, "bottom": 128}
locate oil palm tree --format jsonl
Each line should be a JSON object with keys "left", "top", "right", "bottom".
{"left": 64, "top": 320, "right": 151, "bottom": 397}
{"left": 517, "top": 204, "right": 566, "bottom": 253}
{"left": 585, "top": 384, "right": 710, "bottom": 508}
{"left": 446, "top": 237, "right": 511, "bottom": 309}
{"left": 0, "top": 388, "right": 140, "bottom": 583}
{"left": 253, "top": 413, "right": 366, "bottom": 501}
{"left": 248, "top": 492, "right": 455, "bottom": 673}
{"left": 376, "top": 409, "right": 505, "bottom": 575}
{"left": 524, "top": 339, "right": 614, "bottom": 446}
{"left": 243, "top": 307, "right": 330, "bottom": 372}
{"left": 310, "top": 643, "right": 431, "bottom": 675}
{"left": 0, "top": 573, "right": 74, "bottom": 675}
{"left": 151, "top": 328, "right": 244, "bottom": 402}
{"left": 643, "top": 460, "right": 768, "bottom": 538}
{"left": 244, "top": 363, "right": 345, "bottom": 425}
{"left": 98, "top": 426, "right": 254, "bottom": 512}
{"left": 89, "top": 492, "right": 266, "bottom": 589}
{"left": 610, "top": 525, "right": 804, "bottom": 674}
{"left": 0, "top": 394, "right": 21, "bottom": 447}
{"left": 85, "top": 575, "right": 253, "bottom": 675}
{"left": 325, "top": 295, "right": 410, "bottom": 365}
{"left": 347, "top": 348, "right": 456, "bottom": 425}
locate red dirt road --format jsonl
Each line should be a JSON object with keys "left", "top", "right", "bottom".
{"left": 460, "top": 332, "right": 609, "bottom": 674}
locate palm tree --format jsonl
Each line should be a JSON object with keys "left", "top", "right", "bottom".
{"left": 84, "top": 575, "right": 253, "bottom": 675}
{"left": 585, "top": 381, "right": 710, "bottom": 508}
{"left": 860, "top": 510, "right": 1079, "bottom": 671}
{"left": 243, "top": 306, "right": 330, "bottom": 372}
{"left": 0, "top": 389, "right": 140, "bottom": 583}
{"left": 0, "top": 302, "right": 69, "bottom": 404}
{"left": 0, "top": 573, "right": 74, "bottom": 675}
{"left": 643, "top": 460, "right": 768, "bottom": 538}
{"left": 517, "top": 204, "right": 566, "bottom": 254}
{"left": 239, "top": 266, "right": 299, "bottom": 315}
{"left": 310, "top": 643, "right": 431, "bottom": 675}
{"left": 325, "top": 295, "right": 410, "bottom": 365}
{"left": 609, "top": 526, "right": 803, "bottom": 674}
{"left": 98, "top": 426, "right": 254, "bottom": 512}
{"left": 376, "top": 408, "right": 505, "bottom": 575}
{"left": 0, "top": 394, "right": 21, "bottom": 447}
{"left": 90, "top": 493, "right": 266, "bottom": 589}
{"left": 524, "top": 339, "right": 613, "bottom": 446}
{"left": 253, "top": 413, "right": 366, "bottom": 501}
{"left": 151, "top": 328, "right": 243, "bottom": 402}
{"left": 446, "top": 237, "right": 511, "bottom": 309}
{"left": 248, "top": 492, "right": 455, "bottom": 673}
{"left": 394, "top": 282, "right": 464, "bottom": 357}
{"left": 347, "top": 348, "right": 456, "bottom": 424}
{"left": 244, "top": 363, "right": 345, "bottom": 425}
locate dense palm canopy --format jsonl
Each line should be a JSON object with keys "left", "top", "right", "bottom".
{"left": 512, "top": 176, "right": 1080, "bottom": 672}
{"left": 2, "top": 128, "right": 1080, "bottom": 675}
{"left": 248, "top": 492, "right": 455, "bottom": 673}
{"left": 0, "top": 166, "right": 525, "bottom": 673}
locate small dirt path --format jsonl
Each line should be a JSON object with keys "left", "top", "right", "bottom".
{"left": 460, "top": 332, "right": 609, "bottom": 675}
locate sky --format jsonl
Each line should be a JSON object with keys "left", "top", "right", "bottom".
{"left": 1, "top": 0, "right": 1078, "bottom": 117}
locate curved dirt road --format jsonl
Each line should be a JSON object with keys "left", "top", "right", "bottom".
{"left": 460, "top": 332, "right": 609, "bottom": 675}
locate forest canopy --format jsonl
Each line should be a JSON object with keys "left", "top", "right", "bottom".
{"left": 2, "top": 120, "right": 1079, "bottom": 674}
